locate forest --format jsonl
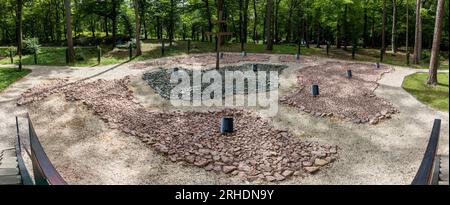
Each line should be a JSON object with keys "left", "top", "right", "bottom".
{"left": 0, "top": 0, "right": 448, "bottom": 83}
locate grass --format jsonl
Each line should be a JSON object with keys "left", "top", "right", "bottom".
{"left": 0, "top": 67, "right": 31, "bottom": 92}
{"left": 402, "top": 72, "right": 449, "bottom": 112}
{"left": 0, "top": 40, "right": 448, "bottom": 69}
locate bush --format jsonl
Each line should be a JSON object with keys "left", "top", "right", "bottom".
{"left": 22, "top": 38, "right": 41, "bottom": 55}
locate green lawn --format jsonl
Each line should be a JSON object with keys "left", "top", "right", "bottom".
{"left": 0, "top": 68, "right": 31, "bottom": 92}
{"left": 402, "top": 72, "right": 449, "bottom": 112}
{"left": 0, "top": 40, "right": 448, "bottom": 69}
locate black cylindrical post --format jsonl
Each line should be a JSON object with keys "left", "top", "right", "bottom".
{"left": 220, "top": 117, "right": 234, "bottom": 134}
{"left": 346, "top": 70, "right": 352, "bottom": 78}
{"left": 311, "top": 84, "right": 319, "bottom": 97}
{"left": 376, "top": 62, "right": 380, "bottom": 69}
{"left": 252, "top": 64, "right": 258, "bottom": 72}
{"left": 161, "top": 41, "right": 165, "bottom": 56}
{"left": 220, "top": 52, "right": 224, "bottom": 59}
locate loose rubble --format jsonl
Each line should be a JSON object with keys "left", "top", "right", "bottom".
{"left": 17, "top": 77, "right": 338, "bottom": 182}
{"left": 280, "top": 62, "right": 398, "bottom": 124}
{"left": 142, "top": 63, "right": 287, "bottom": 100}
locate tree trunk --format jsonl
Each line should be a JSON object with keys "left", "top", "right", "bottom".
{"left": 363, "top": 6, "right": 368, "bottom": 48}
{"left": 274, "top": 0, "right": 281, "bottom": 43}
{"left": 406, "top": 0, "right": 410, "bottom": 64}
{"left": 16, "top": 0, "right": 23, "bottom": 71}
{"left": 64, "top": 0, "right": 74, "bottom": 63}
{"left": 169, "top": 0, "right": 175, "bottom": 46}
{"left": 427, "top": 0, "right": 445, "bottom": 85}
{"left": 133, "top": 0, "right": 142, "bottom": 56}
{"left": 265, "top": 0, "right": 274, "bottom": 50}
{"left": 413, "top": 0, "right": 422, "bottom": 64}
{"left": 371, "top": 10, "right": 375, "bottom": 48}
{"left": 243, "top": 0, "right": 249, "bottom": 43}
{"left": 381, "top": 0, "right": 386, "bottom": 56}
{"left": 392, "top": 0, "right": 397, "bottom": 53}
{"left": 112, "top": 0, "right": 117, "bottom": 48}
{"left": 252, "top": 0, "right": 258, "bottom": 43}
{"left": 286, "top": 2, "right": 293, "bottom": 42}
{"left": 203, "top": 0, "right": 213, "bottom": 42}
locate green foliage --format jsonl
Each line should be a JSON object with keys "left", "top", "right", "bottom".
{"left": 22, "top": 38, "right": 41, "bottom": 55}
{"left": 402, "top": 73, "right": 449, "bottom": 112}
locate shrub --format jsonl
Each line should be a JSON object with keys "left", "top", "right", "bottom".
{"left": 22, "top": 38, "right": 41, "bottom": 55}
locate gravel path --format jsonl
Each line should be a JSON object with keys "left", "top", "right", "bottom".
{"left": 0, "top": 54, "right": 448, "bottom": 184}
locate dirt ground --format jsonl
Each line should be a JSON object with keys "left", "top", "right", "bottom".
{"left": 2, "top": 54, "right": 448, "bottom": 184}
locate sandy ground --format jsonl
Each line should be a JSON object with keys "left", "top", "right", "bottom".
{"left": 0, "top": 54, "right": 448, "bottom": 184}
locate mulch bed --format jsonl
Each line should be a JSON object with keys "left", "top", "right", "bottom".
{"left": 280, "top": 62, "right": 398, "bottom": 124}
{"left": 17, "top": 77, "right": 338, "bottom": 182}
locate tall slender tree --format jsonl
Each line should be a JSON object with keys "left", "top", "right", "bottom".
{"left": 133, "top": 0, "right": 142, "bottom": 56}
{"left": 16, "top": 0, "right": 23, "bottom": 71}
{"left": 381, "top": 0, "right": 386, "bottom": 57}
{"left": 265, "top": 0, "right": 274, "bottom": 50}
{"left": 391, "top": 0, "right": 397, "bottom": 53}
{"left": 64, "top": 0, "right": 74, "bottom": 63}
{"left": 413, "top": 0, "right": 422, "bottom": 64}
{"left": 406, "top": 0, "right": 410, "bottom": 64}
{"left": 427, "top": 0, "right": 445, "bottom": 85}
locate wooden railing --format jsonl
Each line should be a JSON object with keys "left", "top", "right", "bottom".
{"left": 27, "top": 113, "right": 67, "bottom": 185}
{"left": 14, "top": 114, "right": 67, "bottom": 185}
{"left": 411, "top": 119, "right": 441, "bottom": 185}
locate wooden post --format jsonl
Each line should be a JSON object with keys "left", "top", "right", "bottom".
{"left": 34, "top": 50, "right": 37, "bottom": 64}
{"left": 161, "top": 41, "right": 165, "bottom": 56}
{"left": 9, "top": 50, "right": 13, "bottom": 64}
{"left": 187, "top": 39, "right": 191, "bottom": 54}
{"left": 129, "top": 43, "right": 133, "bottom": 60}
{"left": 97, "top": 46, "right": 102, "bottom": 64}
{"left": 65, "top": 48, "right": 69, "bottom": 64}
{"left": 326, "top": 41, "right": 330, "bottom": 56}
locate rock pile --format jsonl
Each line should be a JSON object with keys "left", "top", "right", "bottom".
{"left": 17, "top": 77, "right": 338, "bottom": 182}
{"left": 142, "top": 64, "right": 288, "bottom": 100}
{"left": 280, "top": 62, "right": 398, "bottom": 124}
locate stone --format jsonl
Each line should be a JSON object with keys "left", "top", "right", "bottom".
{"left": 274, "top": 172, "right": 286, "bottom": 181}
{"left": 304, "top": 166, "right": 320, "bottom": 173}
{"left": 265, "top": 176, "right": 276, "bottom": 182}
{"left": 302, "top": 161, "right": 313, "bottom": 167}
{"left": 282, "top": 170, "right": 294, "bottom": 177}
{"left": 314, "top": 158, "right": 329, "bottom": 166}
{"left": 223, "top": 166, "right": 237, "bottom": 174}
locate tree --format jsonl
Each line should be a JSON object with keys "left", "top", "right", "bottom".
{"left": 427, "top": 0, "right": 445, "bottom": 85}
{"left": 64, "top": 0, "right": 74, "bottom": 64}
{"left": 265, "top": 0, "right": 274, "bottom": 50}
{"left": 391, "top": 0, "right": 397, "bottom": 53}
{"left": 413, "top": 0, "right": 422, "bottom": 64}
{"left": 16, "top": 0, "right": 23, "bottom": 71}
{"left": 381, "top": 0, "right": 386, "bottom": 57}
{"left": 406, "top": 0, "right": 410, "bottom": 64}
{"left": 133, "top": 0, "right": 142, "bottom": 56}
